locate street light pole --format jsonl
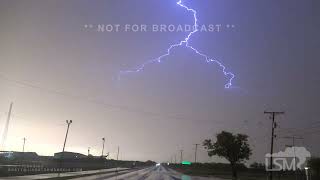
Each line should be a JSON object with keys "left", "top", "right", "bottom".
{"left": 305, "top": 167, "right": 309, "bottom": 180}
{"left": 101, "top": 137, "right": 105, "bottom": 157}
{"left": 62, "top": 120, "right": 72, "bottom": 152}
{"left": 194, "top": 144, "right": 199, "bottom": 163}
{"left": 117, "top": 146, "right": 120, "bottom": 161}
{"left": 22, "top": 137, "right": 26, "bottom": 152}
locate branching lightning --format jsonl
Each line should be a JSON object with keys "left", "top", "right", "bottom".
{"left": 119, "top": 0, "right": 235, "bottom": 88}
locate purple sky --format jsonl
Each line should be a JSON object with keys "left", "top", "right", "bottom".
{"left": 0, "top": 0, "right": 319, "bottom": 163}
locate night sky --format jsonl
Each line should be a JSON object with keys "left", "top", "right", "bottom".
{"left": 0, "top": 0, "right": 319, "bottom": 164}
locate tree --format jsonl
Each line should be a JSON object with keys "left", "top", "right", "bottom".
{"left": 203, "top": 131, "right": 252, "bottom": 180}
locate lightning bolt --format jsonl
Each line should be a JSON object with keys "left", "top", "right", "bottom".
{"left": 119, "top": 0, "right": 235, "bottom": 89}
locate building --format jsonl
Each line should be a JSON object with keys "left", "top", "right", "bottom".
{"left": 0, "top": 151, "right": 39, "bottom": 160}
{"left": 54, "top": 151, "right": 87, "bottom": 159}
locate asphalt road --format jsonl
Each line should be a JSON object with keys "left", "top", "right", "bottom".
{"left": 72, "top": 165, "right": 230, "bottom": 180}
{"left": 1, "top": 168, "right": 129, "bottom": 180}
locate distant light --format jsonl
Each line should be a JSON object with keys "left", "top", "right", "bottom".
{"left": 156, "top": 163, "right": 161, "bottom": 166}
{"left": 181, "top": 161, "right": 191, "bottom": 165}
{"left": 305, "top": 167, "right": 309, "bottom": 170}
{"left": 167, "top": 163, "right": 170, "bottom": 165}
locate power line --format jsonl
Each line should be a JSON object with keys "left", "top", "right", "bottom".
{"left": 277, "top": 123, "right": 320, "bottom": 137}
{"left": 278, "top": 123, "right": 320, "bottom": 132}
{"left": 293, "top": 129, "right": 320, "bottom": 136}
{"left": 0, "top": 74, "right": 226, "bottom": 124}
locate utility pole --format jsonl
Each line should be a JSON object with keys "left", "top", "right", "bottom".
{"left": 174, "top": 154, "right": 177, "bottom": 164}
{"left": 180, "top": 150, "right": 183, "bottom": 163}
{"left": 116, "top": 146, "right": 120, "bottom": 172}
{"left": 22, "top": 137, "right": 26, "bottom": 152}
{"left": 101, "top": 137, "right": 105, "bottom": 157}
{"left": 88, "top": 147, "right": 90, "bottom": 156}
{"left": 62, "top": 120, "right": 72, "bottom": 152}
{"left": 1, "top": 102, "right": 13, "bottom": 150}
{"left": 117, "top": 146, "right": 120, "bottom": 161}
{"left": 194, "top": 144, "right": 199, "bottom": 163}
{"left": 264, "top": 111, "right": 284, "bottom": 180}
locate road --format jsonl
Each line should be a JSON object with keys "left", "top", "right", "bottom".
{"left": 72, "top": 165, "right": 230, "bottom": 180}
{"left": 1, "top": 168, "right": 129, "bottom": 180}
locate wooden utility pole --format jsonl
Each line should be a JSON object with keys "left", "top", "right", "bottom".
{"left": 264, "top": 111, "right": 284, "bottom": 180}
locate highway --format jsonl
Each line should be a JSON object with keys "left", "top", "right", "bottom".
{"left": 72, "top": 165, "right": 230, "bottom": 180}
{"left": 1, "top": 165, "right": 230, "bottom": 180}
{"left": 1, "top": 168, "right": 129, "bottom": 180}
